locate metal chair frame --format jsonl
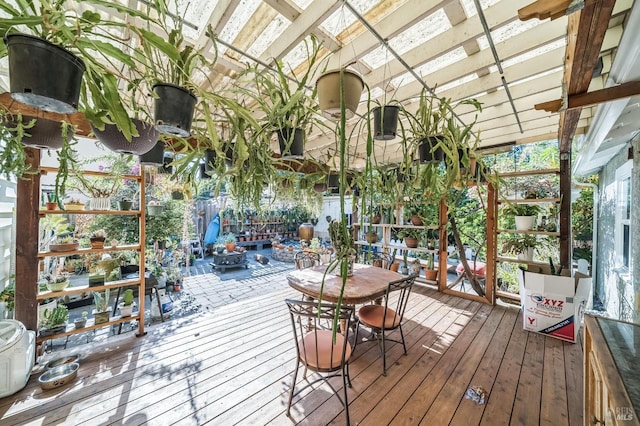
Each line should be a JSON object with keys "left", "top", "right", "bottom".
{"left": 285, "top": 299, "right": 355, "bottom": 426}
{"left": 355, "top": 274, "right": 416, "bottom": 375}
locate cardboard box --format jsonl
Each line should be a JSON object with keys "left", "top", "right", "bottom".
{"left": 519, "top": 266, "right": 591, "bottom": 343}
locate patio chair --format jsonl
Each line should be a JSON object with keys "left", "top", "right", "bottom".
{"left": 294, "top": 250, "right": 320, "bottom": 270}
{"left": 285, "top": 299, "right": 355, "bottom": 426}
{"left": 370, "top": 252, "right": 394, "bottom": 270}
{"left": 355, "top": 274, "right": 416, "bottom": 375}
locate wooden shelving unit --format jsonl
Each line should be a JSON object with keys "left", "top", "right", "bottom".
{"left": 35, "top": 167, "right": 146, "bottom": 342}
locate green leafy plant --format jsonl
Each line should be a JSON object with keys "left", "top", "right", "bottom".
{"left": 224, "top": 233, "right": 236, "bottom": 244}
{"left": 0, "top": 275, "right": 15, "bottom": 312}
{"left": 42, "top": 305, "right": 68, "bottom": 329}
{"left": 92, "top": 289, "right": 110, "bottom": 313}
{"left": 501, "top": 234, "right": 539, "bottom": 257}
{"left": 503, "top": 203, "right": 541, "bottom": 217}
{"left": 122, "top": 289, "right": 134, "bottom": 306}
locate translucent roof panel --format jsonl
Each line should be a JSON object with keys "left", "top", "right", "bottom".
{"left": 246, "top": 14, "right": 289, "bottom": 59}
{"left": 413, "top": 47, "right": 468, "bottom": 81}
{"left": 321, "top": 0, "right": 377, "bottom": 36}
{"left": 501, "top": 39, "right": 565, "bottom": 69}
{"left": 388, "top": 9, "right": 451, "bottom": 55}
{"left": 460, "top": 0, "right": 500, "bottom": 18}
{"left": 217, "top": 0, "right": 262, "bottom": 55}
{"left": 166, "top": 0, "right": 219, "bottom": 41}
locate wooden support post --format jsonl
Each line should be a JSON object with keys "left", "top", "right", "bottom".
{"left": 438, "top": 199, "right": 448, "bottom": 293}
{"left": 15, "top": 148, "right": 41, "bottom": 331}
{"left": 485, "top": 183, "right": 497, "bottom": 305}
{"left": 559, "top": 152, "right": 572, "bottom": 268}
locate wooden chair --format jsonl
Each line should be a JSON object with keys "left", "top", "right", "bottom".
{"left": 285, "top": 299, "right": 355, "bottom": 425}
{"left": 355, "top": 274, "right": 416, "bottom": 375}
{"left": 293, "top": 250, "right": 320, "bottom": 270}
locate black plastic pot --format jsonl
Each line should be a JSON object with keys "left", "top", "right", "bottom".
{"left": 372, "top": 105, "right": 400, "bottom": 140}
{"left": 159, "top": 155, "right": 173, "bottom": 174}
{"left": 152, "top": 83, "right": 197, "bottom": 137}
{"left": 18, "top": 116, "right": 73, "bottom": 150}
{"left": 91, "top": 118, "right": 158, "bottom": 155}
{"left": 139, "top": 141, "right": 165, "bottom": 166}
{"left": 328, "top": 173, "right": 340, "bottom": 189}
{"left": 6, "top": 34, "right": 85, "bottom": 114}
{"left": 225, "top": 143, "right": 235, "bottom": 168}
{"left": 418, "top": 136, "right": 444, "bottom": 163}
{"left": 277, "top": 127, "right": 304, "bottom": 159}
{"left": 199, "top": 162, "right": 211, "bottom": 179}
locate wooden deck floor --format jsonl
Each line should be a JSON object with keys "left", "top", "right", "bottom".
{"left": 0, "top": 269, "right": 583, "bottom": 425}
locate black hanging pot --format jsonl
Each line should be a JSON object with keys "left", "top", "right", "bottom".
{"left": 152, "top": 83, "right": 197, "bottom": 137}
{"left": 373, "top": 105, "right": 400, "bottom": 140}
{"left": 199, "top": 162, "right": 211, "bottom": 179}
{"left": 159, "top": 155, "right": 173, "bottom": 174}
{"left": 396, "top": 168, "right": 405, "bottom": 183}
{"left": 6, "top": 34, "right": 85, "bottom": 114}
{"left": 91, "top": 118, "right": 159, "bottom": 155}
{"left": 139, "top": 141, "right": 165, "bottom": 166}
{"left": 225, "top": 143, "right": 235, "bottom": 168}
{"left": 16, "top": 116, "right": 74, "bottom": 150}
{"left": 327, "top": 173, "right": 340, "bottom": 189}
{"left": 418, "top": 136, "right": 444, "bottom": 163}
{"left": 276, "top": 127, "right": 304, "bottom": 159}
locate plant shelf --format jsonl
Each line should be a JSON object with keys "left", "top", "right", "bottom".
{"left": 38, "top": 244, "right": 141, "bottom": 258}
{"left": 36, "top": 313, "right": 141, "bottom": 344}
{"left": 496, "top": 229, "right": 560, "bottom": 236}
{"left": 36, "top": 278, "right": 142, "bottom": 300}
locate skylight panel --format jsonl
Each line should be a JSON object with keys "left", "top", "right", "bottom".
{"left": 166, "top": 0, "right": 219, "bottom": 40}
{"left": 322, "top": 0, "right": 377, "bottom": 36}
{"left": 360, "top": 45, "right": 388, "bottom": 70}
{"left": 501, "top": 39, "right": 565, "bottom": 69}
{"left": 460, "top": 0, "right": 500, "bottom": 18}
{"left": 490, "top": 19, "right": 540, "bottom": 44}
{"left": 387, "top": 9, "right": 451, "bottom": 55}
{"left": 218, "top": 0, "right": 262, "bottom": 55}
{"left": 436, "top": 73, "right": 478, "bottom": 93}
{"left": 412, "top": 47, "right": 468, "bottom": 79}
{"left": 246, "top": 14, "right": 288, "bottom": 59}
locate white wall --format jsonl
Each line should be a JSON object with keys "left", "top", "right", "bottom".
{"left": 315, "top": 195, "right": 353, "bottom": 240}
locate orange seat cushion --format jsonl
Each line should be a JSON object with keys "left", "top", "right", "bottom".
{"left": 358, "top": 304, "right": 401, "bottom": 330}
{"left": 298, "top": 330, "right": 352, "bottom": 369}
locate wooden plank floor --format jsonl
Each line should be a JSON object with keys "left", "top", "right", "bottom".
{"left": 0, "top": 269, "right": 584, "bottom": 425}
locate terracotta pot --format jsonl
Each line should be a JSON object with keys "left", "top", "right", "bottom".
{"left": 45, "top": 202, "right": 58, "bottom": 210}
{"left": 424, "top": 268, "right": 438, "bottom": 281}
{"left": 404, "top": 237, "right": 419, "bottom": 248}
{"left": 390, "top": 263, "right": 400, "bottom": 272}
{"left": 225, "top": 243, "right": 236, "bottom": 253}
{"left": 90, "top": 238, "right": 105, "bottom": 249}
{"left": 366, "top": 233, "right": 378, "bottom": 244}
{"left": 410, "top": 215, "right": 423, "bottom": 226}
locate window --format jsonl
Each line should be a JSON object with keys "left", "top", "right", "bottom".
{"left": 615, "top": 161, "right": 632, "bottom": 269}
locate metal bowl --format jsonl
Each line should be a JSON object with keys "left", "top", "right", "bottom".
{"left": 45, "top": 354, "right": 80, "bottom": 370}
{"left": 38, "top": 363, "right": 79, "bottom": 390}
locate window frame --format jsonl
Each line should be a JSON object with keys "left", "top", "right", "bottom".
{"left": 614, "top": 160, "right": 632, "bottom": 270}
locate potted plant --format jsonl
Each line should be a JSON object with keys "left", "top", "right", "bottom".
{"left": 63, "top": 197, "right": 85, "bottom": 211}
{"left": 242, "top": 36, "right": 325, "bottom": 159}
{"left": 92, "top": 289, "right": 111, "bottom": 324}
{"left": 224, "top": 233, "right": 237, "bottom": 253}
{"left": 397, "top": 228, "right": 423, "bottom": 249}
{"left": 117, "top": 197, "right": 133, "bottom": 211}
{"left": 328, "top": 219, "right": 356, "bottom": 276}
{"left": 501, "top": 234, "right": 539, "bottom": 261}
{"left": 39, "top": 305, "right": 68, "bottom": 337}
{"left": 365, "top": 230, "right": 378, "bottom": 244}
{"left": 41, "top": 272, "right": 71, "bottom": 292}
{"left": 74, "top": 311, "right": 88, "bottom": 329}
{"left": 503, "top": 203, "right": 541, "bottom": 231}
{"left": 424, "top": 244, "right": 438, "bottom": 281}
{"left": 49, "top": 235, "right": 79, "bottom": 252}
{"left": 372, "top": 96, "right": 402, "bottom": 140}
{"left": 147, "top": 200, "right": 165, "bottom": 216}
{"left": 0, "top": 278, "right": 15, "bottom": 319}
{"left": 89, "top": 229, "right": 107, "bottom": 249}
{"left": 119, "top": 289, "right": 134, "bottom": 317}
{"left": 215, "top": 236, "right": 226, "bottom": 254}
{"left": 316, "top": 68, "right": 364, "bottom": 120}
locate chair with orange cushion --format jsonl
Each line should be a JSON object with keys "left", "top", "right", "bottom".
{"left": 355, "top": 274, "right": 416, "bottom": 375}
{"left": 285, "top": 299, "right": 355, "bottom": 425}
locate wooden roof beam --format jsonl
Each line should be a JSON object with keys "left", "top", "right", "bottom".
{"left": 518, "top": 0, "right": 574, "bottom": 21}
{"left": 536, "top": 80, "right": 640, "bottom": 112}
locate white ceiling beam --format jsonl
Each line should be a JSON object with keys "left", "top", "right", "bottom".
{"left": 197, "top": 0, "right": 241, "bottom": 50}
{"left": 364, "top": 0, "right": 536, "bottom": 90}
{"left": 325, "top": 0, "right": 455, "bottom": 70}
{"left": 259, "top": 0, "right": 342, "bottom": 62}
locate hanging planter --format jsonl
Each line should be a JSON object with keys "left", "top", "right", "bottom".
{"left": 199, "top": 163, "right": 211, "bottom": 180}
{"left": 327, "top": 173, "right": 340, "bottom": 190}
{"left": 418, "top": 136, "right": 444, "bottom": 163}
{"left": 159, "top": 155, "right": 173, "bottom": 174}
{"left": 316, "top": 69, "right": 364, "bottom": 120}
{"left": 147, "top": 203, "right": 165, "bottom": 216}
{"left": 16, "top": 116, "right": 73, "bottom": 150}
{"left": 91, "top": 118, "right": 158, "bottom": 155}
{"left": 372, "top": 105, "right": 400, "bottom": 140}
{"left": 313, "top": 182, "right": 327, "bottom": 193}
{"left": 277, "top": 128, "right": 304, "bottom": 159}
{"left": 139, "top": 141, "right": 165, "bottom": 166}
{"left": 152, "top": 83, "right": 197, "bottom": 137}
{"left": 204, "top": 149, "right": 216, "bottom": 172}
{"left": 6, "top": 34, "right": 85, "bottom": 114}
